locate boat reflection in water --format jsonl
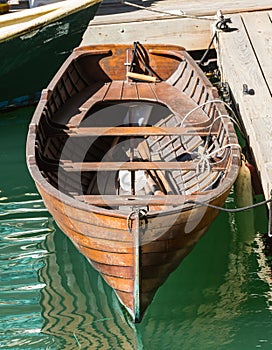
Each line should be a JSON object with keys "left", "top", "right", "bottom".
{"left": 39, "top": 224, "right": 141, "bottom": 349}
{"left": 38, "top": 191, "right": 269, "bottom": 349}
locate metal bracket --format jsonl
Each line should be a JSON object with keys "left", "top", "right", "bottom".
{"left": 243, "top": 84, "right": 255, "bottom": 95}
{"left": 215, "top": 10, "right": 238, "bottom": 32}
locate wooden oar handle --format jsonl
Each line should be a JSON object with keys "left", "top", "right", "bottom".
{"left": 127, "top": 71, "right": 157, "bottom": 82}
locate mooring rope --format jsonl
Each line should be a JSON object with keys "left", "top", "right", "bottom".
{"left": 122, "top": 1, "right": 215, "bottom": 21}
{"left": 198, "top": 13, "right": 234, "bottom": 65}
{"left": 185, "top": 197, "right": 271, "bottom": 213}
{"left": 186, "top": 195, "right": 272, "bottom": 237}
{"left": 126, "top": 196, "right": 272, "bottom": 237}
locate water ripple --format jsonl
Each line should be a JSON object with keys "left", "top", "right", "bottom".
{"left": 0, "top": 199, "right": 47, "bottom": 217}
{"left": 0, "top": 216, "right": 56, "bottom": 349}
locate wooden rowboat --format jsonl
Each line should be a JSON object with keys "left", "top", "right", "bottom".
{"left": 26, "top": 42, "right": 241, "bottom": 322}
{"left": 0, "top": 0, "right": 101, "bottom": 109}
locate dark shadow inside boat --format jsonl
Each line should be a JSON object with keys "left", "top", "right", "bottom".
{"left": 36, "top": 98, "right": 227, "bottom": 213}
{"left": 78, "top": 101, "right": 176, "bottom": 208}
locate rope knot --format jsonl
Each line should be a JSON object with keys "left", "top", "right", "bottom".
{"left": 216, "top": 17, "right": 232, "bottom": 31}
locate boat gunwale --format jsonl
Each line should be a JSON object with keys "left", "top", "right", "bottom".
{"left": 0, "top": 0, "right": 102, "bottom": 43}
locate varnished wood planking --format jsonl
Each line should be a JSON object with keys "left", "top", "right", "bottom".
{"left": 216, "top": 12, "right": 272, "bottom": 200}
{"left": 27, "top": 43, "right": 241, "bottom": 321}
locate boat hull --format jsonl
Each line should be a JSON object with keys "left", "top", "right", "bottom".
{"left": 35, "top": 181, "right": 230, "bottom": 321}
{"left": 26, "top": 43, "right": 241, "bottom": 321}
{"left": 0, "top": 2, "right": 100, "bottom": 109}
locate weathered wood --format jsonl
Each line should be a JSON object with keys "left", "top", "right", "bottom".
{"left": 136, "top": 82, "right": 157, "bottom": 101}
{"left": 241, "top": 12, "right": 272, "bottom": 94}
{"left": 95, "top": 0, "right": 272, "bottom": 22}
{"left": 122, "top": 80, "right": 139, "bottom": 99}
{"left": 215, "top": 12, "right": 272, "bottom": 200}
{"left": 82, "top": 0, "right": 272, "bottom": 50}
{"left": 82, "top": 17, "right": 213, "bottom": 51}
{"left": 103, "top": 80, "right": 123, "bottom": 101}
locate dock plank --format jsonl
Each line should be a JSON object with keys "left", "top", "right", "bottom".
{"left": 241, "top": 11, "right": 272, "bottom": 95}
{"left": 216, "top": 12, "right": 272, "bottom": 200}
{"left": 82, "top": 17, "right": 213, "bottom": 51}
{"left": 95, "top": 0, "right": 272, "bottom": 24}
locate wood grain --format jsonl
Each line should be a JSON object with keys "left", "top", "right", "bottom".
{"left": 216, "top": 12, "right": 272, "bottom": 199}
{"left": 82, "top": 0, "right": 272, "bottom": 50}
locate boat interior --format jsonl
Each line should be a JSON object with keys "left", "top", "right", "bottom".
{"left": 32, "top": 43, "right": 237, "bottom": 212}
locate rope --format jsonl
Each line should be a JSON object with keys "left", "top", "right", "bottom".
{"left": 180, "top": 98, "right": 246, "bottom": 141}
{"left": 131, "top": 41, "right": 162, "bottom": 80}
{"left": 198, "top": 13, "right": 234, "bottom": 65}
{"left": 185, "top": 198, "right": 271, "bottom": 213}
{"left": 207, "top": 114, "right": 241, "bottom": 136}
{"left": 123, "top": 1, "right": 215, "bottom": 21}
{"left": 126, "top": 197, "right": 272, "bottom": 237}
{"left": 122, "top": 2, "right": 232, "bottom": 70}
{"left": 198, "top": 32, "right": 217, "bottom": 66}
{"left": 206, "top": 143, "right": 241, "bottom": 158}
{"left": 185, "top": 196, "right": 272, "bottom": 237}
{"left": 180, "top": 99, "right": 239, "bottom": 127}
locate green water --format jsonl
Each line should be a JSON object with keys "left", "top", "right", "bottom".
{"left": 1, "top": 107, "right": 272, "bottom": 349}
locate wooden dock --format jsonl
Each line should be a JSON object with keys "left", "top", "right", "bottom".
{"left": 215, "top": 11, "right": 272, "bottom": 201}
{"left": 82, "top": 0, "right": 272, "bottom": 201}
{"left": 83, "top": 0, "right": 272, "bottom": 50}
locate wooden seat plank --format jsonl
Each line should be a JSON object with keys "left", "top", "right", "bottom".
{"left": 61, "top": 160, "right": 224, "bottom": 172}
{"left": 75, "top": 194, "right": 195, "bottom": 206}
{"left": 66, "top": 126, "right": 217, "bottom": 137}
{"left": 79, "top": 83, "right": 111, "bottom": 111}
